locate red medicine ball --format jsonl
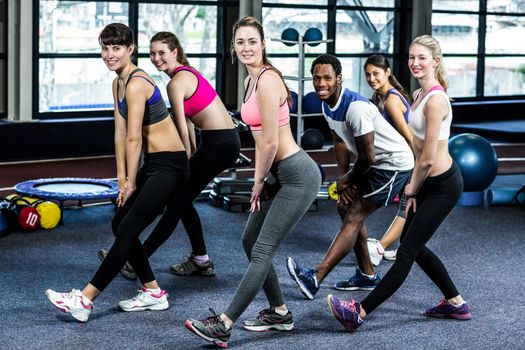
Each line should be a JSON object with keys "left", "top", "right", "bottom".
{"left": 18, "top": 207, "right": 40, "bottom": 231}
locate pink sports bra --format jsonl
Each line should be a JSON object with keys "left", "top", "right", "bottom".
{"left": 172, "top": 66, "right": 217, "bottom": 118}
{"left": 240, "top": 67, "right": 290, "bottom": 131}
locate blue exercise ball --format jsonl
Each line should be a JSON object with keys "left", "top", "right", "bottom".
{"left": 302, "top": 91, "right": 323, "bottom": 114}
{"left": 448, "top": 133, "right": 498, "bottom": 192}
{"left": 281, "top": 28, "right": 299, "bottom": 46}
{"left": 304, "top": 27, "right": 323, "bottom": 46}
{"left": 289, "top": 91, "right": 298, "bottom": 114}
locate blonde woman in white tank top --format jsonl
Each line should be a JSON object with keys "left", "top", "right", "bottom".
{"left": 327, "top": 35, "right": 471, "bottom": 331}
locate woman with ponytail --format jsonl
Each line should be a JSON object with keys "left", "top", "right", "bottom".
{"left": 185, "top": 16, "right": 321, "bottom": 347}
{"left": 141, "top": 31, "right": 240, "bottom": 276}
{"left": 355, "top": 54, "right": 414, "bottom": 269}
{"left": 328, "top": 35, "right": 472, "bottom": 331}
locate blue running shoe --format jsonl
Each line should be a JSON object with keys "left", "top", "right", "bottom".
{"left": 286, "top": 257, "right": 319, "bottom": 300}
{"left": 327, "top": 294, "right": 363, "bottom": 332}
{"left": 333, "top": 268, "right": 380, "bottom": 291}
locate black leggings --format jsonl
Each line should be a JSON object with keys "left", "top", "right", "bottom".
{"left": 90, "top": 151, "right": 188, "bottom": 291}
{"left": 143, "top": 128, "right": 240, "bottom": 257}
{"left": 361, "top": 162, "right": 463, "bottom": 314}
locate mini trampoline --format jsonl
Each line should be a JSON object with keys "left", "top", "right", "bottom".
{"left": 15, "top": 178, "right": 118, "bottom": 222}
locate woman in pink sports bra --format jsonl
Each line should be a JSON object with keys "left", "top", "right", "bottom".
{"left": 185, "top": 16, "right": 321, "bottom": 347}
{"left": 122, "top": 31, "right": 242, "bottom": 278}
{"left": 328, "top": 35, "right": 471, "bottom": 332}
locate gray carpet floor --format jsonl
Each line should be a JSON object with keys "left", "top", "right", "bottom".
{"left": 1, "top": 175, "right": 524, "bottom": 350}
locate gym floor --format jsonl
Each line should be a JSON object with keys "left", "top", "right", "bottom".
{"left": 0, "top": 150, "right": 524, "bottom": 349}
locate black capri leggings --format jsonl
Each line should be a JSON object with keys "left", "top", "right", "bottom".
{"left": 361, "top": 162, "right": 463, "bottom": 314}
{"left": 90, "top": 151, "right": 188, "bottom": 291}
{"left": 143, "top": 128, "right": 240, "bottom": 257}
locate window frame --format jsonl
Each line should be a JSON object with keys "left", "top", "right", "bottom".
{"left": 261, "top": 0, "right": 405, "bottom": 96}
{"left": 433, "top": 2, "right": 525, "bottom": 100}
{"left": 0, "top": 0, "right": 7, "bottom": 119}
{"left": 34, "top": 0, "right": 229, "bottom": 120}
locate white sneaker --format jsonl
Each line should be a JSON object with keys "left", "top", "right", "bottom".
{"left": 367, "top": 238, "right": 384, "bottom": 266}
{"left": 118, "top": 287, "right": 169, "bottom": 312}
{"left": 45, "top": 288, "right": 93, "bottom": 322}
{"left": 383, "top": 249, "right": 397, "bottom": 261}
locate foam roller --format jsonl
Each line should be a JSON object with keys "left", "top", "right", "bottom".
{"left": 487, "top": 188, "right": 521, "bottom": 206}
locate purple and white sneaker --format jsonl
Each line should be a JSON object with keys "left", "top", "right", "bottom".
{"left": 425, "top": 299, "right": 472, "bottom": 320}
{"left": 327, "top": 294, "right": 363, "bottom": 332}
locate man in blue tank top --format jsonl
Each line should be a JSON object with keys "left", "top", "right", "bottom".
{"left": 286, "top": 54, "right": 414, "bottom": 299}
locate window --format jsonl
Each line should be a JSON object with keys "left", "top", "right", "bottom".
{"left": 37, "top": 1, "right": 224, "bottom": 118}
{"left": 432, "top": 0, "right": 525, "bottom": 98}
{"left": 0, "top": 0, "right": 6, "bottom": 119}
{"left": 38, "top": 1, "right": 129, "bottom": 115}
{"left": 262, "top": 0, "right": 400, "bottom": 99}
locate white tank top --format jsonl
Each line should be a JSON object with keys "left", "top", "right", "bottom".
{"left": 408, "top": 87, "right": 451, "bottom": 140}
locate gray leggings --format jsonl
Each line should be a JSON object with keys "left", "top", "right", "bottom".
{"left": 224, "top": 150, "right": 321, "bottom": 322}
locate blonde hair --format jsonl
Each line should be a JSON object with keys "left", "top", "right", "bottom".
{"left": 410, "top": 35, "right": 448, "bottom": 92}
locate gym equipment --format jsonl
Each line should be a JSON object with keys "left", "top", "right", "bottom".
{"left": 449, "top": 133, "right": 498, "bottom": 192}
{"left": 290, "top": 91, "right": 298, "bottom": 114}
{"left": 212, "top": 178, "right": 252, "bottom": 196}
{"left": 0, "top": 199, "right": 18, "bottom": 229}
{"left": 208, "top": 190, "right": 223, "bottom": 207}
{"left": 15, "top": 178, "right": 118, "bottom": 223}
{"left": 449, "top": 133, "right": 498, "bottom": 206}
{"left": 222, "top": 194, "right": 251, "bottom": 212}
{"left": 328, "top": 182, "right": 339, "bottom": 200}
{"left": 15, "top": 178, "right": 118, "bottom": 203}
{"left": 302, "top": 91, "right": 323, "bottom": 114}
{"left": 0, "top": 197, "right": 39, "bottom": 231}
{"left": 0, "top": 211, "right": 12, "bottom": 238}
{"left": 7, "top": 194, "right": 61, "bottom": 229}
{"left": 317, "top": 163, "right": 326, "bottom": 183}
{"left": 271, "top": 31, "right": 332, "bottom": 147}
{"left": 487, "top": 187, "right": 525, "bottom": 206}
{"left": 304, "top": 27, "right": 323, "bottom": 46}
{"left": 281, "top": 28, "right": 299, "bottom": 46}
{"left": 301, "top": 128, "right": 324, "bottom": 150}
{"left": 18, "top": 206, "right": 40, "bottom": 231}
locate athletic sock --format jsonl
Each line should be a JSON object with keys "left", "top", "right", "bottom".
{"left": 146, "top": 287, "right": 161, "bottom": 294}
{"left": 192, "top": 254, "right": 210, "bottom": 266}
{"left": 362, "top": 272, "right": 376, "bottom": 279}
{"left": 274, "top": 308, "right": 288, "bottom": 316}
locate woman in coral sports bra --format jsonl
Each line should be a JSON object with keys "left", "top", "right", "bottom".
{"left": 184, "top": 16, "right": 321, "bottom": 347}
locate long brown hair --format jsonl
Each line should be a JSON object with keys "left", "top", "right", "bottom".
{"left": 150, "top": 31, "right": 190, "bottom": 67}
{"left": 231, "top": 16, "right": 292, "bottom": 107}
{"left": 364, "top": 54, "right": 411, "bottom": 112}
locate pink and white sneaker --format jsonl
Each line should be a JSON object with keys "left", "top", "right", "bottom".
{"left": 367, "top": 238, "right": 385, "bottom": 266}
{"left": 118, "top": 287, "right": 169, "bottom": 312}
{"left": 45, "top": 288, "right": 93, "bottom": 322}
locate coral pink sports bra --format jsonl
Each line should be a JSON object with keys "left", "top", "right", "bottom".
{"left": 172, "top": 66, "right": 217, "bottom": 118}
{"left": 240, "top": 67, "right": 290, "bottom": 131}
